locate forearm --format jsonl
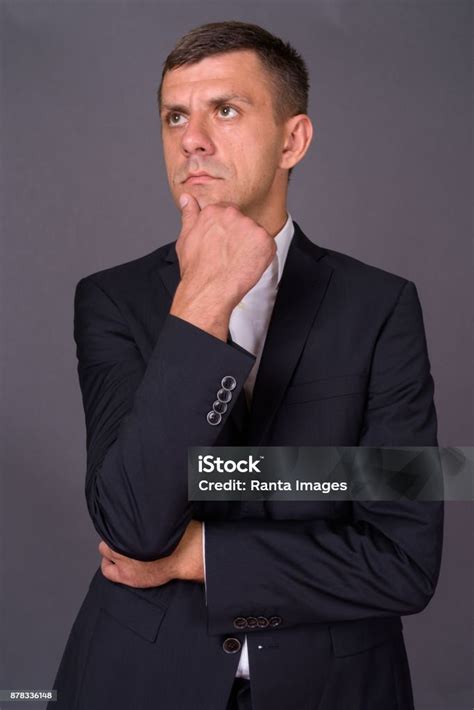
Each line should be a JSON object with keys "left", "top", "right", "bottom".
{"left": 203, "top": 501, "right": 444, "bottom": 635}
{"left": 78, "top": 278, "right": 255, "bottom": 561}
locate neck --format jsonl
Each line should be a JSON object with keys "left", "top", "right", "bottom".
{"left": 246, "top": 174, "right": 289, "bottom": 236}
{"left": 245, "top": 202, "right": 288, "bottom": 238}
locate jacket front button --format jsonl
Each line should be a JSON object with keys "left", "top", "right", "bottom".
{"left": 223, "top": 637, "right": 242, "bottom": 654}
{"left": 233, "top": 616, "right": 248, "bottom": 629}
{"left": 269, "top": 615, "right": 282, "bottom": 627}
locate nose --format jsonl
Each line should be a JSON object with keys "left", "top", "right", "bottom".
{"left": 180, "top": 114, "right": 215, "bottom": 157}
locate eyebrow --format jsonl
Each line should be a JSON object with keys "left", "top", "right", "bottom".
{"left": 160, "top": 93, "right": 254, "bottom": 115}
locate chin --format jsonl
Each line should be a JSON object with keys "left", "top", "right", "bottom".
{"left": 176, "top": 183, "right": 235, "bottom": 210}
{"left": 191, "top": 191, "right": 227, "bottom": 210}
{"left": 195, "top": 195, "right": 217, "bottom": 209}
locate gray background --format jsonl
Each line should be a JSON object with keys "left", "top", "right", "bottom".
{"left": 1, "top": 1, "right": 472, "bottom": 708}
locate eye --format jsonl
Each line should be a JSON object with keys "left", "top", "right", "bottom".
{"left": 166, "top": 112, "right": 187, "bottom": 126}
{"left": 218, "top": 105, "right": 238, "bottom": 119}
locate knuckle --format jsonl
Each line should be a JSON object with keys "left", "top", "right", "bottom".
{"left": 237, "top": 217, "right": 253, "bottom": 234}
{"left": 252, "top": 225, "right": 269, "bottom": 243}
{"left": 224, "top": 204, "right": 238, "bottom": 217}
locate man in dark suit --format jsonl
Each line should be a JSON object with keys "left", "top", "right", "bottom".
{"left": 49, "top": 20, "right": 443, "bottom": 710}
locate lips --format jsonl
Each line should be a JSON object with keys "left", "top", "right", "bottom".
{"left": 184, "top": 173, "right": 218, "bottom": 184}
{"left": 181, "top": 170, "right": 221, "bottom": 185}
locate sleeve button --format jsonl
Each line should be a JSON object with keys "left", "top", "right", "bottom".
{"left": 269, "top": 615, "right": 282, "bottom": 627}
{"left": 206, "top": 411, "right": 222, "bottom": 426}
{"left": 212, "top": 400, "right": 228, "bottom": 414}
{"left": 246, "top": 616, "right": 258, "bottom": 629}
{"left": 221, "top": 375, "right": 237, "bottom": 391}
{"left": 233, "top": 616, "right": 248, "bottom": 629}
{"left": 217, "top": 388, "right": 232, "bottom": 403}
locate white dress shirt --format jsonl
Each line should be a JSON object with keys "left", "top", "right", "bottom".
{"left": 202, "top": 213, "right": 295, "bottom": 679}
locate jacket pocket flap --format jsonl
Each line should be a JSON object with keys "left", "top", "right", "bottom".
{"left": 285, "top": 373, "right": 369, "bottom": 404}
{"left": 99, "top": 577, "right": 166, "bottom": 643}
{"left": 329, "top": 616, "right": 402, "bottom": 657}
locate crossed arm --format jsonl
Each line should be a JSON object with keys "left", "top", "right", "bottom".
{"left": 78, "top": 274, "right": 443, "bottom": 634}
{"left": 99, "top": 518, "right": 204, "bottom": 587}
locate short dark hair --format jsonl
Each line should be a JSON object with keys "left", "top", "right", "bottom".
{"left": 157, "top": 21, "right": 310, "bottom": 179}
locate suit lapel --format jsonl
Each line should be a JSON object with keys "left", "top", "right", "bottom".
{"left": 246, "top": 222, "right": 333, "bottom": 445}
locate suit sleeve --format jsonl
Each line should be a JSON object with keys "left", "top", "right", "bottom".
{"left": 203, "top": 280, "right": 444, "bottom": 635}
{"left": 74, "top": 276, "right": 256, "bottom": 561}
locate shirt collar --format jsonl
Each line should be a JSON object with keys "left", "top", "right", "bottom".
{"left": 240, "top": 212, "right": 294, "bottom": 297}
{"left": 274, "top": 212, "right": 294, "bottom": 285}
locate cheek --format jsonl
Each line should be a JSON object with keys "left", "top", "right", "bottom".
{"left": 226, "top": 138, "right": 266, "bottom": 184}
{"left": 162, "top": 138, "right": 179, "bottom": 175}
{"left": 236, "top": 129, "right": 280, "bottom": 181}
{"left": 241, "top": 150, "right": 278, "bottom": 193}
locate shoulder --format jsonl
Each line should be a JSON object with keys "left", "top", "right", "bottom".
{"left": 74, "top": 241, "right": 177, "bottom": 309}
{"left": 294, "top": 222, "right": 410, "bottom": 303}
{"left": 323, "top": 246, "right": 407, "bottom": 291}
{"left": 297, "top": 229, "right": 422, "bottom": 320}
{"left": 315, "top": 244, "right": 415, "bottom": 315}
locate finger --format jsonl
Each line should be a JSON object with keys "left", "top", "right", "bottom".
{"left": 98, "top": 540, "right": 115, "bottom": 558}
{"left": 98, "top": 540, "right": 124, "bottom": 560}
{"left": 179, "top": 192, "right": 200, "bottom": 236}
{"left": 213, "top": 201, "right": 240, "bottom": 210}
{"left": 101, "top": 556, "right": 120, "bottom": 582}
{"left": 98, "top": 540, "right": 108, "bottom": 556}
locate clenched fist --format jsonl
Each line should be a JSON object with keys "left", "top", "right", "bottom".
{"left": 170, "top": 193, "right": 276, "bottom": 341}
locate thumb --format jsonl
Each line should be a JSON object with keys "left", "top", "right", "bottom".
{"left": 179, "top": 192, "right": 200, "bottom": 234}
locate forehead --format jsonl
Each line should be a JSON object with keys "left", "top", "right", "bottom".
{"left": 161, "top": 49, "right": 272, "bottom": 104}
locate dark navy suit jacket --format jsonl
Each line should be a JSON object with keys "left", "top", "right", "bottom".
{"left": 49, "top": 222, "right": 443, "bottom": 710}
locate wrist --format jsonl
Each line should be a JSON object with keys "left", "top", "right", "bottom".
{"left": 166, "top": 552, "right": 183, "bottom": 582}
{"left": 170, "top": 280, "right": 234, "bottom": 341}
{"left": 169, "top": 520, "right": 205, "bottom": 583}
{"left": 174, "top": 276, "right": 240, "bottom": 313}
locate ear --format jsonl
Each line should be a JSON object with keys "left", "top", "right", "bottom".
{"left": 279, "top": 114, "right": 314, "bottom": 170}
